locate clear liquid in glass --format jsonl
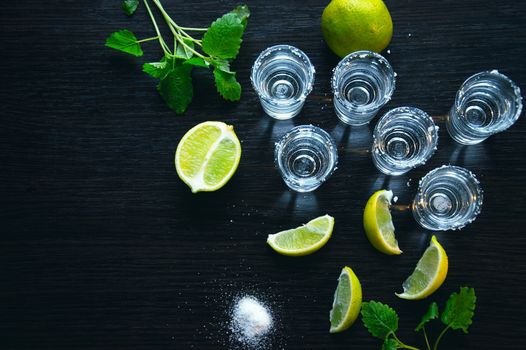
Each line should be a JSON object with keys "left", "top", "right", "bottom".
{"left": 372, "top": 107, "right": 438, "bottom": 175}
{"left": 332, "top": 51, "right": 395, "bottom": 125}
{"left": 412, "top": 166, "right": 483, "bottom": 231}
{"left": 251, "top": 45, "right": 315, "bottom": 120}
{"left": 275, "top": 125, "right": 338, "bottom": 192}
{"left": 446, "top": 70, "right": 522, "bottom": 145}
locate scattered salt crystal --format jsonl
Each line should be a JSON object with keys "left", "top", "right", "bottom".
{"left": 393, "top": 196, "right": 398, "bottom": 203}
{"left": 230, "top": 296, "right": 273, "bottom": 347}
{"left": 387, "top": 49, "right": 391, "bottom": 54}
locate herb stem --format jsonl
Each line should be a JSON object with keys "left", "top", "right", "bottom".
{"left": 177, "top": 26, "right": 207, "bottom": 31}
{"left": 151, "top": 0, "right": 205, "bottom": 49}
{"left": 143, "top": 0, "right": 171, "bottom": 54}
{"left": 392, "top": 333, "right": 420, "bottom": 350}
{"left": 423, "top": 327, "right": 432, "bottom": 350}
{"left": 136, "top": 36, "right": 159, "bottom": 43}
{"left": 433, "top": 326, "right": 450, "bottom": 350}
{"left": 152, "top": 0, "right": 206, "bottom": 58}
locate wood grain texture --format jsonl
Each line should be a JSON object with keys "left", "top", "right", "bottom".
{"left": 1, "top": 0, "right": 525, "bottom": 349}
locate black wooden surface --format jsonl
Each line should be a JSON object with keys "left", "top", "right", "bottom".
{"left": 1, "top": 0, "right": 526, "bottom": 349}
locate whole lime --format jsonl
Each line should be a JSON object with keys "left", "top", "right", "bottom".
{"left": 321, "top": 0, "right": 393, "bottom": 57}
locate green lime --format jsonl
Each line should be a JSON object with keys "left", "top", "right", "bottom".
{"left": 396, "top": 236, "right": 448, "bottom": 300}
{"left": 266, "top": 215, "right": 334, "bottom": 256}
{"left": 329, "top": 266, "right": 363, "bottom": 333}
{"left": 175, "top": 121, "right": 241, "bottom": 193}
{"left": 321, "top": 0, "right": 393, "bottom": 57}
{"left": 363, "top": 190, "right": 402, "bottom": 255}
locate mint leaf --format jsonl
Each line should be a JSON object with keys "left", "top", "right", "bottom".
{"left": 210, "top": 58, "right": 232, "bottom": 73}
{"left": 143, "top": 61, "right": 169, "bottom": 79}
{"left": 382, "top": 338, "right": 398, "bottom": 350}
{"left": 231, "top": 4, "right": 250, "bottom": 30}
{"left": 175, "top": 38, "right": 194, "bottom": 59}
{"left": 105, "top": 29, "right": 143, "bottom": 57}
{"left": 202, "top": 13, "right": 245, "bottom": 59}
{"left": 184, "top": 57, "right": 210, "bottom": 68}
{"left": 122, "top": 0, "right": 139, "bottom": 16}
{"left": 416, "top": 302, "right": 439, "bottom": 331}
{"left": 441, "top": 287, "right": 476, "bottom": 333}
{"left": 213, "top": 68, "right": 241, "bottom": 101}
{"left": 157, "top": 65, "right": 193, "bottom": 114}
{"left": 361, "top": 301, "right": 399, "bottom": 339}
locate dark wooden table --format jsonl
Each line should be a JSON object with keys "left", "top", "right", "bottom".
{"left": 1, "top": 0, "right": 525, "bottom": 349}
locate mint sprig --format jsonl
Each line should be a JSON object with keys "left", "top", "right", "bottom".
{"left": 361, "top": 287, "right": 477, "bottom": 350}
{"left": 105, "top": 0, "right": 250, "bottom": 114}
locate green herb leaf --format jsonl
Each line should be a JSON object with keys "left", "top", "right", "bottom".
{"left": 231, "top": 4, "right": 250, "bottom": 30}
{"left": 184, "top": 57, "right": 210, "bottom": 68}
{"left": 361, "top": 301, "right": 399, "bottom": 339}
{"left": 202, "top": 12, "right": 245, "bottom": 59}
{"left": 105, "top": 29, "right": 143, "bottom": 57}
{"left": 415, "top": 302, "right": 439, "bottom": 331}
{"left": 157, "top": 64, "right": 193, "bottom": 114}
{"left": 143, "top": 61, "right": 169, "bottom": 79}
{"left": 175, "top": 38, "right": 194, "bottom": 59}
{"left": 213, "top": 68, "right": 241, "bottom": 101}
{"left": 441, "top": 287, "right": 476, "bottom": 333}
{"left": 382, "top": 338, "right": 398, "bottom": 350}
{"left": 210, "top": 58, "right": 232, "bottom": 73}
{"left": 122, "top": 0, "right": 139, "bottom": 16}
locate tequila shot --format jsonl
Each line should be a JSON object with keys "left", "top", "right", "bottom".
{"left": 372, "top": 107, "right": 438, "bottom": 176}
{"left": 274, "top": 125, "right": 338, "bottom": 192}
{"left": 331, "top": 50, "right": 395, "bottom": 125}
{"left": 412, "top": 165, "right": 483, "bottom": 231}
{"left": 251, "top": 45, "right": 315, "bottom": 120}
{"left": 446, "top": 70, "right": 522, "bottom": 145}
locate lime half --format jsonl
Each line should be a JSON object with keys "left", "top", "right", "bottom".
{"left": 175, "top": 121, "right": 241, "bottom": 193}
{"left": 363, "top": 190, "right": 402, "bottom": 255}
{"left": 329, "top": 266, "right": 363, "bottom": 333}
{"left": 267, "top": 215, "right": 334, "bottom": 256}
{"left": 396, "top": 235, "right": 448, "bottom": 300}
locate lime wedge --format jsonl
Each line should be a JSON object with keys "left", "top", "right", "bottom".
{"left": 175, "top": 121, "right": 241, "bottom": 193}
{"left": 363, "top": 190, "right": 402, "bottom": 255}
{"left": 266, "top": 215, "right": 334, "bottom": 256}
{"left": 396, "top": 235, "right": 448, "bottom": 300}
{"left": 329, "top": 266, "right": 362, "bottom": 333}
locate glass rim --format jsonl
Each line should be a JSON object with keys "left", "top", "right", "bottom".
{"left": 454, "top": 70, "right": 523, "bottom": 126}
{"left": 373, "top": 106, "right": 439, "bottom": 168}
{"left": 414, "top": 165, "right": 484, "bottom": 230}
{"left": 250, "top": 44, "right": 315, "bottom": 106}
{"left": 331, "top": 50, "right": 396, "bottom": 113}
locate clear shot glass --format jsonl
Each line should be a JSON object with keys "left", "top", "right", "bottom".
{"left": 251, "top": 45, "right": 315, "bottom": 120}
{"left": 274, "top": 125, "right": 338, "bottom": 192}
{"left": 331, "top": 50, "right": 395, "bottom": 126}
{"left": 372, "top": 107, "right": 438, "bottom": 176}
{"left": 412, "top": 165, "right": 483, "bottom": 231}
{"left": 446, "top": 70, "right": 523, "bottom": 145}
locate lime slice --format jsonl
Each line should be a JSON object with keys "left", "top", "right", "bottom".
{"left": 396, "top": 235, "right": 448, "bottom": 300}
{"left": 363, "top": 190, "right": 402, "bottom": 255}
{"left": 175, "top": 121, "right": 241, "bottom": 193}
{"left": 266, "top": 215, "right": 334, "bottom": 256}
{"left": 329, "top": 266, "right": 362, "bottom": 333}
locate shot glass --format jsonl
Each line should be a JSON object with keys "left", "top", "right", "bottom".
{"left": 331, "top": 50, "right": 395, "bottom": 126}
{"left": 251, "top": 45, "right": 315, "bottom": 120}
{"left": 274, "top": 125, "right": 338, "bottom": 192}
{"left": 372, "top": 107, "right": 438, "bottom": 176}
{"left": 412, "top": 165, "right": 483, "bottom": 231}
{"left": 446, "top": 70, "right": 523, "bottom": 145}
